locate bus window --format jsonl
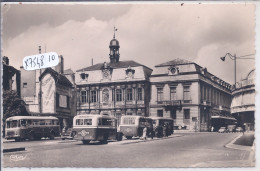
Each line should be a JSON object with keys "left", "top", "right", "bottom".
{"left": 76, "top": 119, "right": 84, "bottom": 125}
{"left": 21, "top": 120, "right": 27, "bottom": 126}
{"left": 45, "top": 120, "right": 51, "bottom": 125}
{"left": 10, "top": 120, "right": 20, "bottom": 128}
{"left": 6, "top": 121, "right": 11, "bottom": 128}
{"left": 123, "top": 117, "right": 135, "bottom": 125}
{"left": 52, "top": 120, "right": 59, "bottom": 125}
{"left": 84, "top": 119, "right": 92, "bottom": 125}
{"left": 27, "top": 120, "right": 32, "bottom": 126}
{"left": 99, "top": 118, "right": 115, "bottom": 126}
{"left": 39, "top": 120, "right": 45, "bottom": 125}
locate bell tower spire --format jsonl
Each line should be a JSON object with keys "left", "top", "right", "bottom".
{"left": 109, "top": 27, "right": 120, "bottom": 63}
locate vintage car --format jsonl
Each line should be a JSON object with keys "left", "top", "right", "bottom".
{"left": 236, "top": 127, "right": 244, "bottom": 133}
{"left": 61, "top": 128, "right": 73, "bottom": 140}
{"left": 218, "top": 127, "right": 227, "bottom": 133}
{"left": 227, "top": 125, "right": 236, "bottom": 133}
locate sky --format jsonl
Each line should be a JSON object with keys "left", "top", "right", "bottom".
{"left": 2, "top": 2, "right": 256, "bottom": 84}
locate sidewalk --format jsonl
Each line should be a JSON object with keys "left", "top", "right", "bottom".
{"left": 108, "top": 134, "right": 183, "bottom": 145}
{"left": 193, "top": 132, "right": 255, "bottom": 167}
{"left": 225, "top": 132, "right": 255, "bottom": 151}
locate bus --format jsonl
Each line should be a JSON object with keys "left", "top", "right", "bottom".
{"left": 5, "top": 116, "right": 60, "bottom": 141}
{"left": 150, "top": 117, "right": 174, "bottom": 138}
{"left": 72, "top": 114, "right": 123, "bottom": 144}
{"left": 119, "top": 116, "right": 153, "bottom": 139}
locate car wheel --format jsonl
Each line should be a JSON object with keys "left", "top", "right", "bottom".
{"left": 82, "top": 140, "right": 90, "bottom": 144}
{"left": 126, "top": 136, "right": 132, "bottom": 139}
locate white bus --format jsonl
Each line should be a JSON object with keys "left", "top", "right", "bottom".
{"left": 72, "top": 114, "right": 123, "bottom": 144}
{"left": 119, "top": 116, "right": 153, "bottom": 139}
{"left": 5, "top": 116, "right": 60, "bottom": 141}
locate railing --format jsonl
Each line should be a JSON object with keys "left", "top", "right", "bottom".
{"left": 182, "top": 100, "right": 192, "bottom": 104}
{"left": 160, "top": 100, "right": 182, "bottom": 106}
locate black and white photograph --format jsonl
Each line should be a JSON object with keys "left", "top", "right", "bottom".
{"left": 1, "top": 2, "right": 257, "bottom": 168}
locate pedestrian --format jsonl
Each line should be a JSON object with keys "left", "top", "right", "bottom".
{"left": 163, "top": 124, "right": 167, "bottom": 137}
{"left": 211, "top": 126, "right": 214, "bottom": 132}
{"left": 141, "top": 126, "right": 147, "bottom": 140}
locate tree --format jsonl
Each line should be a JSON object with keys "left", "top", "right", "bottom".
{"left": 3, "top": 90, "right": 29, "bottom": 121}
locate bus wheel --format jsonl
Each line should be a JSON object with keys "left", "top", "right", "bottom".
{"left": 126, "top": 136, "right": 132, "bottom": 140}
{"left": 15, "top": 138, "right": 21, "bottom": 142}
{"left": 101, "top": 134, "right": 108, "bottom": 144}
{"left": 35, "top": 136, "right": 41, "bottom": 141}
{"left": 28, "top": 133, "right": 34, "bottom": 141}
{"left": 82, "top": 140, "right": 90, "bottom": 144}
{"left": 117, "top": 133, "right": 123, "bottom": 141}
{"left": 49, "top": 132, "right": 55, "bottom": 140}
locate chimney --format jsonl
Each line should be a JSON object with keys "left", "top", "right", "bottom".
{"left": 54, "top": 55, "right": 64, "bottom": 74}
{"left": 2, "top": 56, "right": 9, "bottom": 65}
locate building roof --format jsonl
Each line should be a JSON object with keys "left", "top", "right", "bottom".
{"left": 76, "top": 60, "right": 152, "bottom": 72}
{"left": 3, "top": 63, "right": 20, "bottom": 74}
{"left": 155, "top": 58, "right": 194, "bottom": 67}
{"left": 39, "top": 68, "right": 73, "bottom": 87}
{"left": 63, "top": 68, "right": 74, "bottom": 75}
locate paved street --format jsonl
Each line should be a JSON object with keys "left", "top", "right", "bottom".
{"left": 3, "top": 133, "right": 254, "bottom": 167}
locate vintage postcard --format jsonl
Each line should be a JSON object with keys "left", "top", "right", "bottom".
{"left": 1, "top": 1, "right": 257, "bottom": 169}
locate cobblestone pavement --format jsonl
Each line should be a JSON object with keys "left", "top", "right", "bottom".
{"left": 3, "top": 133, "right": 253, "bottom": 168}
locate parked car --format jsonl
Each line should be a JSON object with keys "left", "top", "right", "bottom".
{"left": 218, "top": 127, "right": 227, "bottom": 133}
{"left": 236, "top": 127, "right": 244, "bottom": 133}
{"left": 61, "top": 128, "right": 73, "bottom": 140}
{"left": 227, "top": 125, "right": 236, "bottom": 133}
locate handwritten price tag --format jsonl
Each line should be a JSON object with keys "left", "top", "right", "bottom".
{"left": 23, "top": 52, "right": 59, "bottom": 70}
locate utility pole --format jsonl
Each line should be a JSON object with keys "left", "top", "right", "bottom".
{"left": 39, "top": 46, "right": 42, "bottom": 113}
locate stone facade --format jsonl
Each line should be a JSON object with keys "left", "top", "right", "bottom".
{"left": 231, "top": 69, "right": 255, "bottom": 131}
{"left": 149, "top": 59, "right": 233, "bottom": 132}
{"left": 75, "top": 36, "right": 152, "bottom": 124}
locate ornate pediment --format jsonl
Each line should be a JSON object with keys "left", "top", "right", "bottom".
{"left": 125, "top": 66, "right": 135, "bottom": 79}
{"left": 102, "top": 62, "right": 113, "bottom": 80}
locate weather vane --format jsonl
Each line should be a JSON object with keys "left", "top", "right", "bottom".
{"left": 113, "top": 26, "right": 118, "bottom": 39}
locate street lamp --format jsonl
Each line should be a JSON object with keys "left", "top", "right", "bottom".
{"left": 220, "top": 53, "right": 254, "bottom": 88}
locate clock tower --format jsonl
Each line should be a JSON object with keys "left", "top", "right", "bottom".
{"left": 109, "top": 27, "right": 120, "bottom": 63}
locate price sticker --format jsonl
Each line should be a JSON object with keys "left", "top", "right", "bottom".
{"left": 23, "top": 52, "right": 59, "bottom": 70}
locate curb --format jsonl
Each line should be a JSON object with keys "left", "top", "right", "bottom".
{"left": 58, "top": 140, "right": 77, "bottom": 143}
{"left": 225, "top": 134, "right": 243, "bottom": 150}
{"left": 225, "top": 133, "right": 254, "bottom": 151}
{"left": 3, "top": 147, "right": 25, "bottom": 153}
{"left": 110, "top": 134, "right": 183, "bottom": 145}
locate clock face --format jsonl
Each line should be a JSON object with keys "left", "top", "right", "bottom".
{"left": 170, "top": 67, "right": 176, "bottom": 74}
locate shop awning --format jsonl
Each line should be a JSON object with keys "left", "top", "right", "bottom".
{"left": 210, "top": 110, "right": 236, "bottom": 121}
{"left": 211, "top": 115, "right": 236, "bottom": 121}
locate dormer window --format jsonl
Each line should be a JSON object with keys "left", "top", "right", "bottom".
{"left": 80, "top": 73, "right": 88, "bottom": 80}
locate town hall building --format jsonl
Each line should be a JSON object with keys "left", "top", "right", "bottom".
{"left": 75, "top": 34, "right": 153, "bottom": 123}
